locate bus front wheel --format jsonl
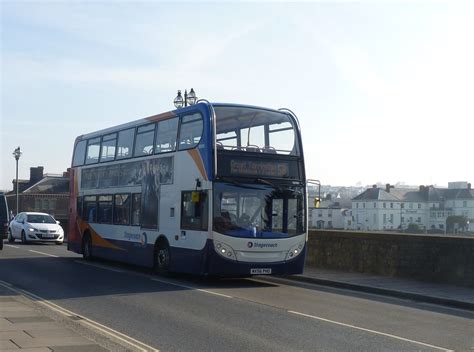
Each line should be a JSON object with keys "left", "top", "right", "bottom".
{"left": 154, "top": 241, "right": 170, "bottom": 274}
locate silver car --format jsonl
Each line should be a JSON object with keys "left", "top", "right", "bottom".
{"left": 8, "top": 212, "right": 64, "bottom": 245}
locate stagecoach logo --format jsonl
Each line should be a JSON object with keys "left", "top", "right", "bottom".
{"left": 247, "top": 241, "right": 278, "bottom": 249}
{"left": 124, "top": 231, "right": 147, "bottom": 247}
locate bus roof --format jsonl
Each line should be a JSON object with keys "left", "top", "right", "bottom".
{"left": 74, "top": 102, "right": 296, "bottom": 144}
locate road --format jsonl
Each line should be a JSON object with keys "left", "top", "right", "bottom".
{"left": 1, "top": 241, "right": 473, "bottom": 351}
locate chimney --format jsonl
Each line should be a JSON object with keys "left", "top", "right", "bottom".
{"left": 385, "top": 183, "right": 394, "bottom": 193}
{"left": 419, "top": 185, "right": 425, "bottom": 192}
{"left": 372, "top": 184, "right": 377, "bottom": 189}
{"left": 29, "top": 166, "right": 44, "bottom": 186}
{"left": 468, "top": 183, "right": 472, "bottom": 190}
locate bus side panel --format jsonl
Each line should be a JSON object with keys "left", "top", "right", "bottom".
{"left": 67, "top": 168, "right": 82, "bottom": 254}
{"left": 82, "top": 237, "right": 206, "bottom": 271}
{"left": 204, "top": 240, "right": 307, "bottom": 276}
{"left": 86, "top": 241, "right": 154, "bottom": 267}
{"left": 169, "top": 246, "right": 207, "bottom": 275}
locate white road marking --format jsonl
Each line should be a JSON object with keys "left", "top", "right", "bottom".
{"left": 29, "top": 250, "right": 59, "bottom": 257}
{"left": 0, "top": 280, "right": 159, "bottom": 352}
{"left": 74, "top": 260, "right": 124, "bottom": 273}
{"left": 0, "top": 280, "right": 12, "bottom": 287}
{"left": 4, "top": 244, "right": 20, "bottom": 248}
{"left": 150, "top": 278, "right": 233, "bottom": 298}
{"left": 288, "top": 310, "right": 453, "bottom": 352}
{"left": 196, "top": 288, "right": 233, "bottom": 298}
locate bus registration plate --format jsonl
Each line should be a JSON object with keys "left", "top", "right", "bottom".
{"left": 250, "top": 268, "right": 272, "bottom": 275}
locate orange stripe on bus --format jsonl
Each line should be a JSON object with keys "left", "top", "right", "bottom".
{"left": 187, "top": 149, "right": 208, "bottom": 181}
{"left": 145, "top": 111, "right": 176, "bottom": 122}
{"left": 77, "top": 219, "right": 124, "bottom": 250}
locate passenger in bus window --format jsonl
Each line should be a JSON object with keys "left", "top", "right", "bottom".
{"left": 88, "top": 206, "right": 96, "bottom": 222}
{"left": 141, "top": 160, "right": 159, "bottom": 229}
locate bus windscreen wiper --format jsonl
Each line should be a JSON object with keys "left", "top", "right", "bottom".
{"left": 255, "top": 178, "right": 284, "bottom": 191}
{"left": 217, "top": 176, "right": 262, "bottom": 190}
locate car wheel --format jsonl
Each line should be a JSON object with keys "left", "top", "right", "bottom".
{"left": 21, "top": 231, "right": 28, "bottom": 244}
{"left": 7, "top": 229, "right": 15, "bottom": 243}
{"left": 82, "top": 234, "right": 93, "bottom": 260}
{"left": 154, "top": 240, "right": 170, "bottom": 274}
{"left": 55, "top": 241, "right": 63, "bottom": 245}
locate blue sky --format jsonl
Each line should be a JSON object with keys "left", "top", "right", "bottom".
{"left": 1, "top": 1, "right": 473, "bottom": 190}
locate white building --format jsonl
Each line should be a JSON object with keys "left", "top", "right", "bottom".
{"left": 309, "top": 197, "right": 352, "bottom": 230}
{"left": 351, "top": 182, "right": 473, "bottom": 233}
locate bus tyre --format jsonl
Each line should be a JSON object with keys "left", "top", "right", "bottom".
{"left": 154, "top": 241, "right": 170, "bottom": 274}
{"left": 8, "top": 229, "right": 15, "bottom": 243}
{"left": 21, "top": 231, "right": 28, "bottom": 244}
{"left": 83, "top": 234, "right": 93, "bottom": 260}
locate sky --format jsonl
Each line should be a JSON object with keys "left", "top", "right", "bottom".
{"left": 1, "top": 1, "right": 473, "bottom": 191}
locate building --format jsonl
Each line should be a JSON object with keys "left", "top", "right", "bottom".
{"left": 352, "top": 182, "right": 474, "bottom": 233}
{"left": 6, "top": 166, "right": 70, "bottom": 232}
{"left": 309, "top": 195, "right": 352, "bottom": 230}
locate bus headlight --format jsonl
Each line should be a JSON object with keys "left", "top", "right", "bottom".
{"left": 286, "top": 241, "right": 305, "bottom": 260}
{"left": 214, "top": 241, "right": 236, "bottom": 261}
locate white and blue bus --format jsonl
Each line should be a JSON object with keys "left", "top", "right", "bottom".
{"left": 68, "top": 102, "right": 307, "bottom": 276}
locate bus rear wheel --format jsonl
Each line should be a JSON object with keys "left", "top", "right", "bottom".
{"left": 82, "top": 233, "right": 93, "bottom": 260}
{"left": 154, "top": 241, "right": 170, "bottom": 274}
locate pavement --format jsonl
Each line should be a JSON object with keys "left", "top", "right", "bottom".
{"left": 1, "top": 266, "right": 473, "bottom": 351}
{"left": 288, "top": 266, "right": 474, "bottom": 311}
{"left": 0, "top": 285, "right": 130, "bottom": 352}
{"left": 1, "top": 289, "right": 104, "bottom": 351}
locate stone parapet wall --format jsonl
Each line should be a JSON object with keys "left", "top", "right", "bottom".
{"left": 306, "top": 230, "right": 474, "bottom": 287}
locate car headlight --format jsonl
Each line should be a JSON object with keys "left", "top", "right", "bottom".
{"left": 28, "top": 227, "right": 36, "bottom": 232}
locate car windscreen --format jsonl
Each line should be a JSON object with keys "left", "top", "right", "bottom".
{"left": 26, "top": 214, "right": 56, "bottom": 224}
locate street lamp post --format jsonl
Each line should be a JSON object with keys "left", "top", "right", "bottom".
{"left": 12, "top": 146, "right": 22, "bottom": 215}
{"left": 307, "top": 179, "right": 321, "bottom": 208}
{"left": 173, "top": 88, "right": 198, "bottom": 108}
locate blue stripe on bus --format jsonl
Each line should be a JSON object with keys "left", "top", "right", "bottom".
{"left": 70, "top": 237, "right": 306, "bottom": 276}
{"left": 195, "top": 103, "right": 213, "bottom": 181}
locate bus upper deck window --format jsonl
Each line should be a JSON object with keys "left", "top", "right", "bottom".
{"left": 100, "top": 133, "right": 117, "bottom": 162}
{"left": 116, "top": 128, "right": 135, "bottom": 160}
{"left": 178, "top": 113, "right": 203, "bottom": 150}
{"left": 85, "top": 138, "right": 101, "bottom": 164}
{"left": 134, "top": 124, "right": 156, "bottom": 157}
{"left": 156, "top": 118, "right": 178, "bottom": 154}
{"left": 72, "top": 140, "right": 87, "bottom": 166}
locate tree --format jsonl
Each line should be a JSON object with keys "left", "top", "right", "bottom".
{"left": 406, "top": 223, "right": 422, "bottom": 234}
{"left": 446, "top": 215, "right": 469, "bottom": 233}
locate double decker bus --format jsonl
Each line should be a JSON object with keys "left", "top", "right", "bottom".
{"left": 68, "top": 102, "right": 307, "bottom": 276}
